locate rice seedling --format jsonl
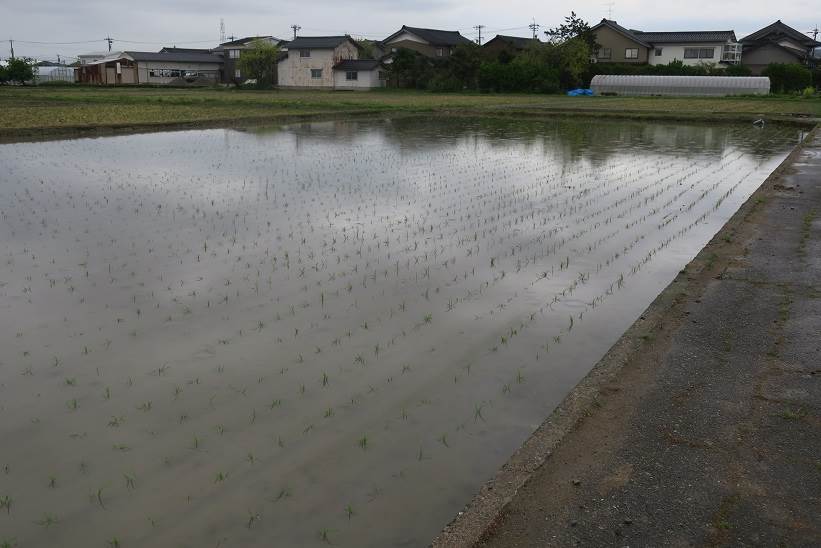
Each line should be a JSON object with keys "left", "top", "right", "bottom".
{"left": 35, "top": 513, "right": 59, "bottom": 528}
{"left": 0, "top": 496, "right": 11, "bottom": 514}
{"left": 358, "top": 435, "right": 369, "bottom": 450}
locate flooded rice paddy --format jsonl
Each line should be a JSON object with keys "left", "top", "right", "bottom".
{"left": 0, "top": 117, "right": 801, "bottom": 547}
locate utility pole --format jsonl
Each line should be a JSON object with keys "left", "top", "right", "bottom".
{"left": 808, "top": 26, "right": 819, "bottom": 42}
{"left": 529, "top": 19, "right": 540, "bottom": 40}
{"left": 291, "top": 25, "right": 301, "bottom": 40}
{"left": 105, "top": 36, "right": 113, "bottom": 52}
{"left": 473, "top": 25, "right": 485, "bottom": 45}
{"left": 9, "top": 39, "right": 14, "bottom": 59}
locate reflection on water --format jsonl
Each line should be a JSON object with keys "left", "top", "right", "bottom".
{"left": 0, "top": 117, "right": 800, "bottom": 548}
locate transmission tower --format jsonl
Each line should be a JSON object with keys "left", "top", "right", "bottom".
{"left": 220, "top": 19, "right": 226, "bottom": 43}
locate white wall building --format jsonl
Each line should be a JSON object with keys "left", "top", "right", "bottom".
{"left": 332, "top": 59, "right": 386, "bottom": 90}
{"left": 632, "top": 31, "right": 741, "bottom": 66}
{"left": 278, "top": 36, "right": 359, "bottom": 89}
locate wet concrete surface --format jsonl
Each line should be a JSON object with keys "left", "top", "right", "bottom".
{"left": 472, "top": 130, "right": 821, "bottom": 547}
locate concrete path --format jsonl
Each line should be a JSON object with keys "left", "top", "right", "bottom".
{"left": 472, "top": 130, "right": 821, "bottom": 547}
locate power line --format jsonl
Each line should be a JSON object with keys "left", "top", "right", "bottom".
{"left": 473, "top": 25, "right": 485, "bottom": 45}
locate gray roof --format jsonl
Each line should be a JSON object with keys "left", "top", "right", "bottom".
{"left": 740, "top": 20, "right": 821, "bottom": 46}
{"left": 218, "top": 36, "right": 279, "bottom": 48}
{"left": 283, "top": 36, "right": 355, "bottom": 49}
{"left": 125, "top": 51, "right": 224, "bottom": 64}
{"left": 334, "top": 59, "right": 382, "bottom": 71}
{"left": 159, "top": 47, "right": 213, "bottom": 54}
{"left": 591, "top": 19, "right": 651, "bottom": 48}
{"left": 484, "top": 35, "right": 539, "bottom": 49}
{"left": 385, "top": 26, "right": 473, "bottom": 47}
{"left": 632, "top": 30, "right": 737, "bottom": 44}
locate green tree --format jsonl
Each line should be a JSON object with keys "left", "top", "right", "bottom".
{"left": 237, "top": 39, "right": 280, "bottom": 88}
{"left": 4, "top": 58, "right": 37, "bottom": 84}
{"left": 762, "top": 63, "right": 813, "bottom": 93}
{"left": 546, "top": 12, "right": 599, "bottom": 52}
{"left": 355, "top": 39, "right": 379, "bottom": 59}
{"left": 0, "top": 64, "right": 8, "bottom": 83}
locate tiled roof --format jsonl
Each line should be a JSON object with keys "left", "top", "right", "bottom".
{"left": 334, "top": 59, "right": 382, "bottom": 71}
{"left": 218, "top": 36, "right": 279, "bottom": 48}
{"left": 632, "top": 30, "right": 737, "bottom": 44}
{"left": 484, "top": 35, "right": 539, "bottom": 49}
{"left": 125, "top": 51, "right": 224, "bottom": 64}
{"left": 740, "top": 20, "right": 820, "bottom": 46}
{"left": 385, "top": 26, "right": 473, "bottom": 46}
{"left": 283, "top": 36, "right": 354, "bottom": 49}
{"left": 591, "top": 19, "right": 651, "bottom": 48}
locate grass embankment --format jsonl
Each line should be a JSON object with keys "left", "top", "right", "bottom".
{"left": 1, "top": 86, "right": 820, "bottom": 139}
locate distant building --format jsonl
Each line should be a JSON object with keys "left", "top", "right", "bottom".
{"left": 277, "top": 36, "right": 359, "bottom": 89}
{"left": 482, "top": 35, "right": 540, "bottom": 60}
{"left": 213, "top": 36, "right": 283, "bottom": 83}
{"left": 591, "top": 19, "right": 741, "bottom": 66}
{"left": 75, "top": 50, "right": 223, "bottom": 85}
{"left": 381, "top": 26, "right": 473, "bottom": 58}
{"left": 739, "top": 20, "right": 821, "bottom": 74}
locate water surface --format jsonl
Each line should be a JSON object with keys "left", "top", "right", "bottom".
{"left": 0, "top": 117, "right": 800, "bottom": 547}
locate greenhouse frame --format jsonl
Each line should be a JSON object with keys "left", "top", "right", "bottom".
{"left": 590, "top": 75, "right": 770, "bottom": 96}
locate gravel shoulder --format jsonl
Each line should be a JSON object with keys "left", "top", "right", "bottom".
{"left": 434, "top": 126, "right": 821, "bottom": 547}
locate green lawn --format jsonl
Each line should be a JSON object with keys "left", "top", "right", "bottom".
{"left": 1, "top": 86, "right": 819, "bottom": 137}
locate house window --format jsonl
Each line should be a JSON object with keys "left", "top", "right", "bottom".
{"left": 149, "top": 69, "right": 183, "bottom": 78}
{"left": 597, "top": 48, "right": 612, "bottom": 59}
{"left": 625, "top": 48, "right": 639, "bottom": 59}
{"left": 234, "top": 69, "right": 241, "bottom": 78}
{"left": 378, "top": 70, "right": 387, "bottom": 80}
{"left": 311, "top": 68, "right": 322, "bottom": 79}
{"left": 436, "top": 48, "right": 444, "bottom": 57}
{"left": 684, "top": 47, "right": 715, "bottom": 59}
{"left": 346, "top": 71, "right": 358, "bottom": 81}
{"left": 300, "top": 49, "right": 311, "bottom": 58}
{"left": 655, "top": 48, "right": 663, "bottom": 56}
{"left": 228, "top": 49, "right": 240, "bottom": 59}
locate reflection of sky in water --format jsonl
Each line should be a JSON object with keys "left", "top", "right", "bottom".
{"left": 0, "top": 118, "right": 801, "bottom": 548}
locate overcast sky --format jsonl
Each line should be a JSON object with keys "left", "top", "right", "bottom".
{"left": 0, "top": 0, "right": 816, "bottom": 61}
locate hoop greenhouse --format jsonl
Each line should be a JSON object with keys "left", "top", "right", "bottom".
{"left": 590, "top": 75, "right": 771, "bottom": 96}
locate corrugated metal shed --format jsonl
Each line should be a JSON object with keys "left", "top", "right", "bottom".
{"left": 591, "top": 75, "right": 770, "bottom": 96}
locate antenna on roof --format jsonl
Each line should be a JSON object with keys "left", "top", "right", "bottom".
{"left": 220, "top": 19, "right": 226, "bottom": 43}
{"left": 291, "top": 25, "right": 301, "bottom": 40}
{"left": 528, "top": 18, "right": 540, "bottom": 40}
{"left": 807, "top": 26, "right": 819, "bottom": 42}
{"left": 603, "top": 2, "right": 615, "bottom": 19}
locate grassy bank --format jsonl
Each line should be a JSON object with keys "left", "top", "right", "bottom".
{"left": 1, "top": 86, "right": 820, "bottom": 138}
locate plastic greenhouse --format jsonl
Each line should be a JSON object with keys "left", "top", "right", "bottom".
{"left": 590, "top": 75, "right": 770, "bottom": 97}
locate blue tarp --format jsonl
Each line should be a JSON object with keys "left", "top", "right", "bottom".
{"left": 567, "top": 89, "right": 593, "bottom": 96}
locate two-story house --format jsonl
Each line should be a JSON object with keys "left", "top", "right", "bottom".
{"left": 381, "top": 26, "right": 473, "bottom": 58}
{"left": 277, "top": 36, "right": 360, "bottom": 89}
{"left": 591, "top": 19, "right": 741, "bottom": 67}
{"left": 740, "top": 20, "right": 821, "bottom": 74}
{"left": 213, "top": 36, "right": 283, "bottom": 83}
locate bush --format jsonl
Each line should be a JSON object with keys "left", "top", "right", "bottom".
{"left": 724, "top": 64, "right": 752, "bottom": 77}
{"left": 762, "top": 63, "right": 813, "bottom": 93}
{"left": 812, "top": 68, "right": 821, "bottom": 90}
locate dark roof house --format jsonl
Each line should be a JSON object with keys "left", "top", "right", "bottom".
{"left": 482, "top": 35, "right": 540, "bottom": 58}
{"left": 591, "top": 19, "right": 741, "bottom": 65}
{"left": 281, "top": 36, "right": 358, "bottom": 50}
{"left": 382, "top": 25, "right": 473, "bottom": 58}
{"left": 739, "top": 20, "right": 821, "bottom": 73}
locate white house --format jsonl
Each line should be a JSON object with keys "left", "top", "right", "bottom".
{"left": 277, "top": 36, "right": 359, "bottom": 89}
{"left": 633, "top": 30, "right": 741, "bottom": 66}
{"left": 332, "top": 59, "right": 387, "bottom": 90}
